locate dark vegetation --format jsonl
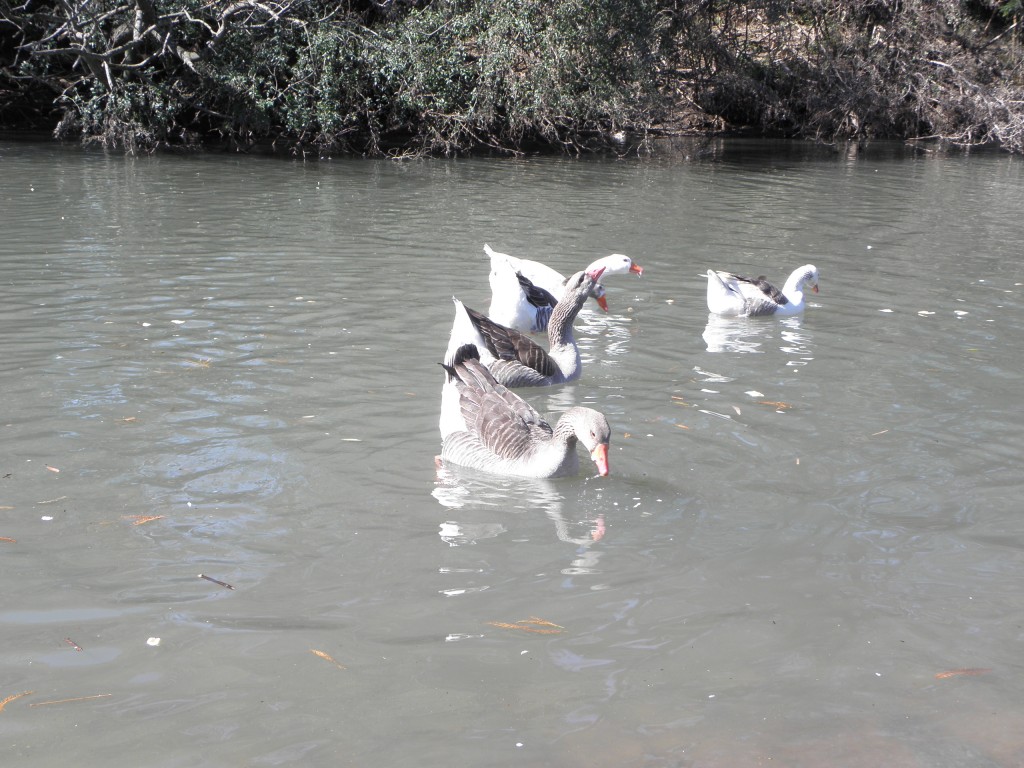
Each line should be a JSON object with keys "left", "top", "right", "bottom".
{"left": 1, "top": 0, "right": 1022, "bottom": 156}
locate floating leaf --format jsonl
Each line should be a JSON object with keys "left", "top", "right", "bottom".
{"left": 0, "top": 690, "right": 33, "bottom": 713}
{"left": 28, "top": 693, "right": 111, "bottom": 707}
{"left": 758, "top": 401, "right": 792, "bottom": 410}
{"left": 122, "top": 515, "right": 166, "bottom": 526}
{"left": 310, "top": 649, "right": 347, "bottom": 670}
{"left": 935, "top": 668, "right": 991, "bottom": 679}
{"left": 488, "top": 616, "right": 565, "bottom": 634}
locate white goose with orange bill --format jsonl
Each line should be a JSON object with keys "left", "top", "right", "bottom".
{"left": 706, "top": 264, "right": 819, "bottom": 317}
{"left": 485, "top": 252, "right": 559, "bottom": 334}
{"left": 484, "top": 243, "right": 643, "bottom": 331}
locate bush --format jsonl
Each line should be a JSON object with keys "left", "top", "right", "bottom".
{"left": 1, "top": 0, "right": 1021, "bottom": 154}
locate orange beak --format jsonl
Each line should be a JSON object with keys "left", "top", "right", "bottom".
{"left": 590, "top": 443, "right": 610, "bottom": 476}
{"left": 630, "top": 263, "right": 644, "bottom": 276}
{"left": 596, "top": 294, "right": 609, "bottom": 312}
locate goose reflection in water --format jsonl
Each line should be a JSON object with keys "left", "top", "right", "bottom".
{"left": 432, "top": 468, "right": 606, "bottom": 576}
{"left": 702, "top": 313, "right": 811, "bottom": 361}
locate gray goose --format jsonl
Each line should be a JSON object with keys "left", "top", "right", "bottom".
{"left": 438, "top": 344, "right": 610, "bottom": 478}
{"left": 706, "top": 264, "right": 819, "bottom": 317}
{"left": 444, "top": 266, "right": 605, "bottom": 388}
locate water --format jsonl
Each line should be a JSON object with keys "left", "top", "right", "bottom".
{"left": 1, "top": 140, "right": 1022, "bottom": 766}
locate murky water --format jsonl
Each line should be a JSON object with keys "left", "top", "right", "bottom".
{"left": 2, "top": 140, "right": 1022, "bottom": 766}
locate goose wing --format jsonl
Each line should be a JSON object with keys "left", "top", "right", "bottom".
{"left": 517, "top": 272, "right": 558, "bottom": 311}
{"left": 739, "top": 274, "right": 788, "bottom": 305}
{"left": 724, "top": 272, "right": 787, "bottom": 316}
{"left": 456, "top": 357, "right": 552, "bottom": 460}
{"left": 464, "top": 305, "right": 558, "bottom": 377}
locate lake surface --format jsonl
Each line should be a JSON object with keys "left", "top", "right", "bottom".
{"left": 1, "top": 139, "right": 1022, "bottom": 767}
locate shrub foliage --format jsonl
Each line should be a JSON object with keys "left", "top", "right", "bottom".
{"left": 1, "top": 0, "right": 1021, "bottom": 154}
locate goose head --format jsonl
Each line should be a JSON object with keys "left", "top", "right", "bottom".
{"left": 560, "top": 266, "right": 605, "bottom": 305}
{"left": 579, "top": 265, "right": 609, "bottom": 309}
{"left": 584, "top": 257, "right": 637, "bottom": 311}
{"left": 586, "top": 254, "right": 644, "bottom": 278}
{"left": 789, "top": 265, "right": 819, "bottom": 296}
{"left": 568, "top": 407, "right": 611, "bottom": 476}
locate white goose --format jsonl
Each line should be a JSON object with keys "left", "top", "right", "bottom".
{"left": 445, "top": 267, "right": 604, "bottom": 388}
{"left": 439, "top": 344, "right": 611, "bottom": 478}
{"left": 486, "top": 252, "right": 559, "bottom": 334}
{"left": 484, "top": 244, "right": 643, "bottom": 331}
{"left": 706, "top": 264, "right": 819, "bottom": 317}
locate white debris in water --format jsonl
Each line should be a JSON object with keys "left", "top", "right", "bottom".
{"left": 954, "top": 311, "right": 968, "bottom": 317}
{"left": 917, "top": 310, "right": 935, "bottom": 316}
{"left": 698, "top": 409, "right": 733, "bottom": 421}
{"left": 445, "top": 633, "right": 484, "bottom": 642}
{"left": 147, "top": 637, "right": 161, "bottom": 646}
{"left": 41, "top": 516, "right": 54, "bottom": 521}
{"left": 878, "top": 308, "right": 893, "bottom": 313}
{"left": 745, "top": 390, "right": 764, "bottom": 398}
{"left": 171, "top": 320, "right": 185, "bottom": 325}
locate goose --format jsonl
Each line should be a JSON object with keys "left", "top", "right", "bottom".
{"left": 484, "top": 244, "right": 643, "bottom": 325}
{"left": 445, "top": 266, "right": 604, "bottom": 388}
{"left": 439, "top": 344, "right": 611, "bottom": 478}
{"left": 486, "top": 253, "right": 559, "bottom": 333}
{"left": 706, "top": 264, "right": 819, "bottom": 317}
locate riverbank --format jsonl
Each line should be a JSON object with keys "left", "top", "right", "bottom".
{"left": 2, "top": 2, "right": 1022, "bottom": 156}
